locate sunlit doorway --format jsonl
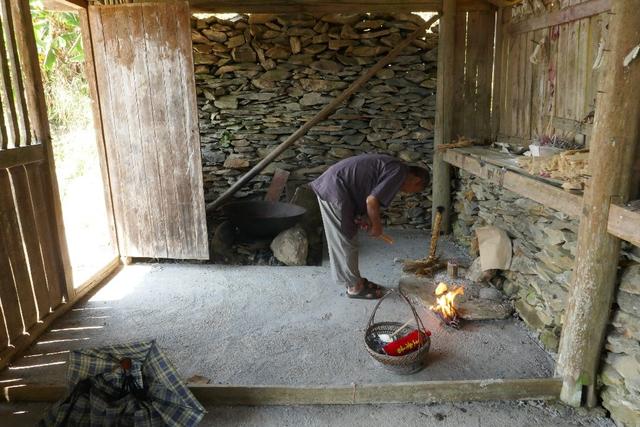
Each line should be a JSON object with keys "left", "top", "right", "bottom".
{"left": 32, "top": 1, "right": 117, "bottom": 287}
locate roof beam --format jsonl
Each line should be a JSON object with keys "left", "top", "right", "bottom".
{"left": 189, "top": 0, "right": 495, "bottom": 13}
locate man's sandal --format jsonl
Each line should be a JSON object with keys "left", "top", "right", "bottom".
{"left": 347, "top": 279, "right": 387, "bottom": 300}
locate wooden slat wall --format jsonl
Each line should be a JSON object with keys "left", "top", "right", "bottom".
{"left": 0, "top": 0, "right": 68, "bottom": 361}
{"left": 498, "top": 0, "right": 609, "bottom": 144}
{"left": 452, "top": 9, "right": 497, "bottom": 141}
{"left": 89, "top": 1, "right": 208, "bottom": 259}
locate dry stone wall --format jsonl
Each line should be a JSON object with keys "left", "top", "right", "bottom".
{"left": 192, "top": 13, "right": 438, "bottom": 228}
{"left": 600, "top": 262, "right": 640, "bottom": 426}
{"left": 453, "top": 171, "right": 640, "bottom": 426}
{"left": 453, "top": 170, "right": 576, "bottom": 352}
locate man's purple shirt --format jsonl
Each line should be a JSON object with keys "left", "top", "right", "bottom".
{"left": 309, "top": 154, "right": 408, "bottom": 238}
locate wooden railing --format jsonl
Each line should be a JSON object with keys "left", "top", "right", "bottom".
{"left": 0, "top": 0, "right": 68, "bottom": 366}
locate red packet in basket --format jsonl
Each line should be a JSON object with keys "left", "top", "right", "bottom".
{"left": 383, "top": 329, "right": 431, "bottom": 356}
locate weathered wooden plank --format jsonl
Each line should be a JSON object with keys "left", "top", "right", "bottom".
{"left": 0, "top": 9, "right": 19, "bottom": 149}
{"left": 443, "top": 148, "right": 582, "bottom": 217}
{"left": 0, "top": 0, "right": 30, "bottom": 146}
{"left": 491, "top": 8, "right": 503, "bottom": 141}
{"left": 0, "top": 169, "right": 38, "bottom": 329}
{"left": 545, "top": 116, "right": 593, "bottom": 136}
{"left": 0, "top": 229, "right": 24, "bottom": 342}
{"left": 4, "top": 378, "right": 562, "bottom": 404}
{"left": 556, "top": 0, "right": 640, "bottom": 407}
{"left": 555, "top": 23, "right": 568, "bottom": 121}
{"left": 475, "top": 11, "right": 495, "bottom": 140}
{"left": 608, "top": 205, "right": 640, "bottom": 248}
{"left": 0, "top": 145, "right": 45, "bottom": 169}
{"left": 451, "top": 10, "right": 467, "bottom": 137}
{"left": 88, "top": 7, "right": 132, "bottom": 257}
{"left": 575, "top": 19, "right": 589, "bottom": 122}
{"left": 90, "top": 2, "right": 209, "bottom": 259}
{"left": 264, "top": 168, "right": 290, "bottom": 202}
{"left": 92, "top": 6, "right": 145, "bottom": 256}
{"left": 171, "top": 1, "right": 209, "bottom": 259}
{"left": 125, "top": 4, "right": 168, "bottom": 258}
{"left": 25, "top": 163, "right": 65, "bottom": 308}
{"left": 138, "top": 4, "right": 186, "bottom": 258}
{"left": 8, "top": 166, "right": 51, "bottom": 319}
{"left": 529, "top": 28, "right": 546, "bottom": 137}
{"left": 507, "top": 0, "right": 611, "bottom": 34}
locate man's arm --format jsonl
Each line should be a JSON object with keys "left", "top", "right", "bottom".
{"left": 366, "top": 195, "right": 383, "bottom": 237}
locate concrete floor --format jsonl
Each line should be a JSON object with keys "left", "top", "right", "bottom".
{"left": 0, "top": 229, "right": 616, "bottom": 426}
{"left": 0, "top": 400, "right": 613, "bottom": 426}
{"left": 0, "top": 230, "right": 553, "bottom": 387}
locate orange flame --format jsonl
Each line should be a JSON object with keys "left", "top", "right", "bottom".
{"left": 430, "top": 282, "right": 464, "bottom": 320}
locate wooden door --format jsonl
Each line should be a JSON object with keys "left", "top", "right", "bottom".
{"left": 88, "top": 1, "right": 208, "bottom": 259}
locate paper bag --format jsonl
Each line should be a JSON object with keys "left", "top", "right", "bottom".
{"left": 475, "top": 226, "right": 512, "bottom": 271}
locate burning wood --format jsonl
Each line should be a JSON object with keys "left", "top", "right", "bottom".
{"left": 430, "top": 282, "right": 464, "bottom": 328}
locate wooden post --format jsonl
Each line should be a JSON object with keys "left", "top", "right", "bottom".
{"left": 10, "top": 0, "right": 73, "bottom": 298}
{"left": 556, "top": 0, "right": 640, "bottom": 407}
{"left": 206, "top": 14, "right": 440, "bottom": 212}
{"left": 432, "top": 0, "right": 456, "bottom": 231}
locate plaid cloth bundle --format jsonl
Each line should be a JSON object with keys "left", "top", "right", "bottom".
{"left": 39, "top": 340, "right": 205, "bottom": 426}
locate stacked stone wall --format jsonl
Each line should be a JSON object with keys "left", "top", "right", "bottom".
{"left": 192, "top": 13, "right": 438, "bottom": 228}
{"left": 453, "top": 171, "right": 640, "bottom": 425}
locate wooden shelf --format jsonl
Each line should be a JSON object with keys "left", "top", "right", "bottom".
{"left": 444, "top": 148, "right": 640, "bottom": 247}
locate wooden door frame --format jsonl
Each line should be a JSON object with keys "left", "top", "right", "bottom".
{"left": 42, "top": 0, "right": 122, "bottom": 294}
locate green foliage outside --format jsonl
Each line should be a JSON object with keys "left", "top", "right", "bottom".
{"left": 30, "top": 0, "right": 90, "bottom": 130}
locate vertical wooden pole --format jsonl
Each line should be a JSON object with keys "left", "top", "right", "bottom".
{"left": 556, "top": 0, "right": 640, "bottom": 407}
{"left": 491, "top": 7, "right": 504, "bottom": 141}
{"left": 10, "top": 0, "right": 73, "bottom": 299}
{"left": 432, "top": 0, "right": 456, "bottom": 231}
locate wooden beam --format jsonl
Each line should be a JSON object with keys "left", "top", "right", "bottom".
{"left": 42, "top": 0, "right": 87, "bottom": 11}
{"left": 444, "top": 149, "right": 582, "bottom": 217}
{"left": 432, "top": 0, "right": 456, "bottom": 231}
{"left": 0, "top": 145, "right": 44, "bottom": 169}
{"left": 446, "top": 148, "right": 640, "bottom": 248}
{"left": 4, "top": 378, "right": 562, "bottom": 404}
{"left": 207, "top": 14, "right": 441, "bottom": 212}
{"left": 507, "top": 0, "right": 611, "bottom": 35}
{"left": 556, "top": 0, "right": 640, "bottom": 407}
{"left": 0, "top": 257, "right": 121, "bottom": 372}
{"left": 189, "top": 0, "right": 495, "bottom": 13}
{"left": 608, "top": 204, "right": 640, "bottom": 247}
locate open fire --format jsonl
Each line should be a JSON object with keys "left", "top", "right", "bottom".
{"left": 430, "top": 282, "right": 464, "bottom": 328}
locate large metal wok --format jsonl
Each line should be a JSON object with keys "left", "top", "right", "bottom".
{"left": 223, "top": 200, "right": 306, "bottom": 238}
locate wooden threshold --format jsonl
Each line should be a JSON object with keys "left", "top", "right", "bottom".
{"left": 0, "top": 145, "right": 45, "bottom": 169}
{"left": 0, "top": 258, "right": 121, "bottom": 372}
{"left": 445, "top": 148, "right": 640, "bottom": 248}
{"left": 4, "top": 378, "right": 561, "bottom": 404}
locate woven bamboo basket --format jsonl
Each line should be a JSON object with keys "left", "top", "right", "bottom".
{"left": 364, "top": 290, "right": 431, "bottom": 375}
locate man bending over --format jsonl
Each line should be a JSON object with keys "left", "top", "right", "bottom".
{"left": 310, "top": 153, "right": 429, "bottom": 299}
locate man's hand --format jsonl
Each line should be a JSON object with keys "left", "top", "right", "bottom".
{"left": 355, "top": 217, "right": 370, "bottom": 231}
{"left": 366, "top": 195, "right": 383, "bottom": 238}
